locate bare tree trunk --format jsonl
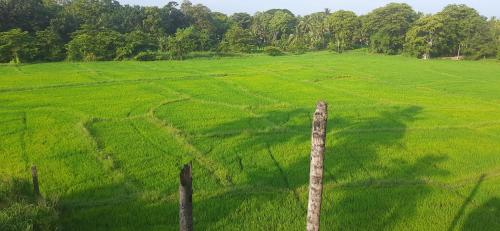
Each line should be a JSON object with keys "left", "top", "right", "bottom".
{"left": 179, "top": 163, "right": 193, "bottom": 231}
{"left": 306, "top": 101, "right": 328, "bottom": 231}
{"left": 424, "top": 38, "right": 432, "bottom": 60}
{"left": 457, "top": 44, "right": 462, "bottom": 59}
{"left": 13, "top": 51, "right": 20, "bottom": 64}
{"left": 31, "top": 165, "right": 40, "bottom": 197}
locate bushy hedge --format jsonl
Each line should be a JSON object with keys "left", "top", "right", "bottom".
{"left": 155, "top": 52, "right": 171, "bottom": 61}
{"left": 133, "top": 51, "right": 172, "bottom": 61}
{"left": 264, "top": 46, "right": 284, "bottom": 56}
{"left": 133, "top": 51, "right": 157, "bottom": 61}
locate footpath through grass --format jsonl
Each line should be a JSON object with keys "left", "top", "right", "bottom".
{"left": 1, "top": 51, "right": 499, "bottom": 230}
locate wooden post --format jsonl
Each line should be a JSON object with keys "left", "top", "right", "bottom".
{"left": 179, "top": 163, "right": 193, "bottom": 231}
{"left": 306, "top": 101, "right": 328, "bottom": 231}
{"left": 31, "top": 165, "right": 40, "bottom": 196}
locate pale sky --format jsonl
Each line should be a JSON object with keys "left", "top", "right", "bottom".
{"left": 118, "top": 0, "right": 499, "bottom": 18}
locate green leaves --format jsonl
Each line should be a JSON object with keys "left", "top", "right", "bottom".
{"left": 0, "top": 29, "right": 31, "bottom": 63}
{"left": 220, "top": 25, "right": 255, "bottom": 53}
{"left": 0, "top": 1, "right": 499, "bottom": 62}
{"left": 66, "top": 26, "right": 124, "bottom": 61}
{"left": 251, "top": 10, "right": 297, "bottom": 48}
{"left": 404, "top": 15, "right": 447, "bottom": 58}
{"left": 364, "top": 3, "right": 418, "bottom": 54}
{"left": 116, "top": 30, "right": 158, "bottom": 60}
{"left": 166, "top": 27, "right": 200, "bottom": 60}
{"left": 327, "top": 10, "right": 361, "bottom": 53}
{"left": 437, "top": 4, "right": 494, "bottom": 58}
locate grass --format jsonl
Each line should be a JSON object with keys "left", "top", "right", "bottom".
{"left": 0, "top": 51, "right": 499, "bottom": 230}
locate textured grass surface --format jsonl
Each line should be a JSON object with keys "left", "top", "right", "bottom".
{"left": 1, "top": 51, "right": 499, "bottom": 230}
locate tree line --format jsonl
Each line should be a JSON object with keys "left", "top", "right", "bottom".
{"left": 1, "top": 0, "right": 499, "bottom": 63}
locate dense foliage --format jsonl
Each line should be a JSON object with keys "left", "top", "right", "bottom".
{"left": 0, "top": 0, "right": 498, "bottom": 62}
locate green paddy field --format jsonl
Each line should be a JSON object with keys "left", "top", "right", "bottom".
{"left": 1, "top": 51, "right": 499, "bottom": 230}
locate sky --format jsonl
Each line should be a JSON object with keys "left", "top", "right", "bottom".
{"left": 118, "top": 0, "right": 499, "bottom": 18}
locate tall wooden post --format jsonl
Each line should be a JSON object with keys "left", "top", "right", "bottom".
{"left": 179, "top": 163, "right": 193, "bottom": 231}
{"left": 306, "top": 101, "right": 328, "bottom": 231}
{"left": 31, "top": 165, "right": 40, "bottom": 197}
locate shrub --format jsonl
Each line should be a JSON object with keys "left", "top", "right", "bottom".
{"left": 131, "top": 51, "right": 172, "bottom": 61}
{"left": 327, "top": 42, "right": 339, "bottom": 53}
{"left": 291, "top": 48, "right": 306, "bottom": 55}
{"left": 287, "top": 37, "right": 307, "bottom": 55}
{"left": 155, "top": 52, "right": 171, "bottom": 61}
{"left": 133, "top": 51, "right": 157, "bottom": 61}
{"left": 264, "top": 46, "right": 284, "bottom": 56}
